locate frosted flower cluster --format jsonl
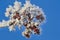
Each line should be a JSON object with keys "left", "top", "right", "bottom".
{"left": 0, "top": 0, "right": 46, "bottom": 38}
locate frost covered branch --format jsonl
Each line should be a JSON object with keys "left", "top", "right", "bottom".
{"left": 0, "top": 0, "right": 46, "bottom": 38}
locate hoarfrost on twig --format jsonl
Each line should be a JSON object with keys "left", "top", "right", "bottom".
{"left": 0, "top": 0, "right": 46, "bottom": 38}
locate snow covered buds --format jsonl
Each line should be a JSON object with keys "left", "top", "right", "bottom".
{"left": 0, "top": 0, "right": 46, "bottom": 38}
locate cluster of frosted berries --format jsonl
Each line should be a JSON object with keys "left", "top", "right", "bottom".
{"left": 0, "top": 0, "right": 46, "bottom": 38}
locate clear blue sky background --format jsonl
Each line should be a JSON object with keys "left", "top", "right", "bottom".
{"left": 0, "top": 0, "right": 60, "bottom": 40}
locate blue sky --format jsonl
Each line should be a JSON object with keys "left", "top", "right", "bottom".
{"left": 0, "top": 0, "right": 60, "bottom": 40}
